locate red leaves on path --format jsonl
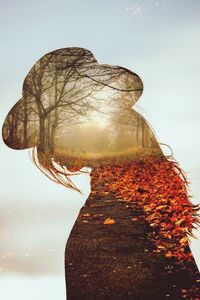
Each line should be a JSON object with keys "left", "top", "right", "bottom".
{"left": 90, "top": 157, "right": 199, "bottom": 266}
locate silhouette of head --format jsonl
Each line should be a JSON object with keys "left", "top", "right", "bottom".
{"left": 2, "top": 47, "right": 162, "bottom": 190}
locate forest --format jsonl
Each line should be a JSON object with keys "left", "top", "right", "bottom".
{"left": 3, "top": 48, "right": 160, "bottom": 160}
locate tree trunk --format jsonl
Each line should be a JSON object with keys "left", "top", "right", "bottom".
{"left": 39, "top": 116, "right": 46, "bottom": 152}
{"left": 50, "top": 125, "right": 56, "bottom": 154}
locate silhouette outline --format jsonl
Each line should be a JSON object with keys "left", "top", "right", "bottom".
{"left": 2, "top": 47, "right": 199, "bottom": 299}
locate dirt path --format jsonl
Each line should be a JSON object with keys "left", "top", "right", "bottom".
{"left": 65, "top": 191, "right": 199, "bottom": 300}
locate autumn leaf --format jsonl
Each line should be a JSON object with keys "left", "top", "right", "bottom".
{"left": 131, "top": 217, "right": 139, "bottom": 221}
{"left": 103, "top": 218, "right": 116, "bottom": 225}
{"left": 179, "top": 237, "right": 188, "bottom": 244}
{"left": 81, "top": 213, "right": 90, "bottom": 217}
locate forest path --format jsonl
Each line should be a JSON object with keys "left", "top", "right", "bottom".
{"left": 65, "top": 190, "right": 198, "bottom": 300}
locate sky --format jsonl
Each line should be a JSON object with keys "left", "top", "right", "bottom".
{"left": 0, "top": 1, "right": 200, "bottom": 299}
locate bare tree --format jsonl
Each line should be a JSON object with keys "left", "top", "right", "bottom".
{"left": 3, "top": 48, "right": 143, "bottom": 155}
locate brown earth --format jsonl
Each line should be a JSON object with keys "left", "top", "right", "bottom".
{"left": 65, "top": 191, "right": 199, "bottom": 300}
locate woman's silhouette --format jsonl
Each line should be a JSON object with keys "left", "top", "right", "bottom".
{"left": 2, "top": 48, "right": 199, "bottom": 299}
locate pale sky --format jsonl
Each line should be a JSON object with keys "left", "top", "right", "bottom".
{"left": 0, "top": 1, "right": 200, "bottom": 299}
